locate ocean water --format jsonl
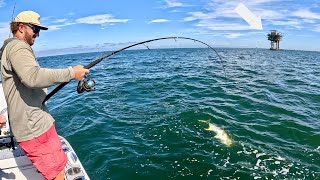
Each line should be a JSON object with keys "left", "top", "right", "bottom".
{"left": 39, "top": 48, "right": 320, "bottom": 179}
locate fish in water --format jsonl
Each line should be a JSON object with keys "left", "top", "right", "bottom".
{"left": 199, "top": 120, "right": 233, "bottom": 147}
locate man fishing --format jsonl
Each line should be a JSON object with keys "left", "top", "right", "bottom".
{"left": 0, "top": 10, "right": 89, "bottom": 180}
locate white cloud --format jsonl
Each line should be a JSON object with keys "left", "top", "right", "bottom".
{"left": 76, "top": 14, "right": 129, "bottom": 24}
{"left": 182, "top": 0, "right": 288, "bottom": 32}
{"left": 195, "top": 20, "right": 252, "bottom": 31}
{"left": 208, "top": 0, "right": 282, "bottom": 6}
{"left": 267, "top": 19, "right": 302, "bottom": 28}
{"left": 46, "top": 25, "right": 61, "bottom": 31}
{"left": 47, "top": 22, "right": 76, "bottom": 31}
{"left": 240, "top": 0, "right": 283, "bottom": 5}
{"left": 147, "top": 19, "right": 170, "bottom": 24}
{"left": 206, "top": 0, "right": 286, "bottom": 20}
{"left": 45, "top": 14, "right": 129, "bottom": 31}
{"left": 52, "top": 18, "right": 68, "bottom": 24}
{"left": 164, "top": 0, "right": 183, "bottom": 8}
{"left": 252, "top": 9, "right": 286, "bottom": 20}
{"left": 183, "top": 12, "right": 214, "bottom": 21}
{"left": 292, "top": 9, "right": 320, "bottom": 20}
{"left": 223, "top": 33, "right": 244, "bottom": 39}
{"left": 0, "top": 0, "right": 5, "bottom": 7}
{"left": 182, "top": 0, "right": 311, "bottom": 33}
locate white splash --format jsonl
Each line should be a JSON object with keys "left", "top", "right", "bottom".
{"left": 199, "top": 120, "right": 233, "bottom": 146}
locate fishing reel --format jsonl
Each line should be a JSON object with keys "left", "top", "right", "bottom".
{"left": 77, "top": 77, "right": 96, "bottom": 94}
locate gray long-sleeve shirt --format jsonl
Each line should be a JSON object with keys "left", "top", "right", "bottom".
{"left": 0, "top": 37, "right": 75, "bottom": 142}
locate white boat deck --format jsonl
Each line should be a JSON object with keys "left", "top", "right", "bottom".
{"left": 0, "top": 154, "right": 45, "bottom": 179}
{"left": 0, "top": 136, "right": 90, "bottom": 180}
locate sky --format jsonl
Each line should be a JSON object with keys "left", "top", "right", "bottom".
{"left": 0, "top": 0, "right": 320, "bottom": 56}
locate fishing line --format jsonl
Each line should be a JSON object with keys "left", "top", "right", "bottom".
{"left": 8, "top": 0, "right": 17, "bottom": 38}
{"left": 42, "top": 36, "right": 226, "bottom": 104}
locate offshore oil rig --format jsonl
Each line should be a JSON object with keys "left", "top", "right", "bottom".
{"left": 267, "top": 30, "right": 283, "bottom": 50}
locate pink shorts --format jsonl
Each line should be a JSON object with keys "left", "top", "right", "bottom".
{"left": 19, "top": 125, "right": 68, "bottom": 180}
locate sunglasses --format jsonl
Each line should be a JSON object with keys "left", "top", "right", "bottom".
{"left": 24, "top": 23, "right": 41, "bottom": 34}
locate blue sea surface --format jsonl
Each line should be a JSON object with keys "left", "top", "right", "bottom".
{"left": 39, "top": 48, "right": 320, "bottom": 179}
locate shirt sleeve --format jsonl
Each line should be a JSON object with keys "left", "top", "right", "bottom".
{"left": 9, "top": 43, "right": 75, "bottom": 89}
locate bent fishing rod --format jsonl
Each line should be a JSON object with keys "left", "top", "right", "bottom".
{"left": 42, "top": 36, "right": 226, "bottom": 104}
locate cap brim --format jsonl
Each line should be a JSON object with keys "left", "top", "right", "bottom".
{"left": 29, "top": 23, "right": 48, "bottom": 30}
{"left": 37, "top": 24, "right": 48, "bottom": 30}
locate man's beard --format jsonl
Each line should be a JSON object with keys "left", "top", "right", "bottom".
{"left": 24, "top": 31, "right": 35, "bottom": 46}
